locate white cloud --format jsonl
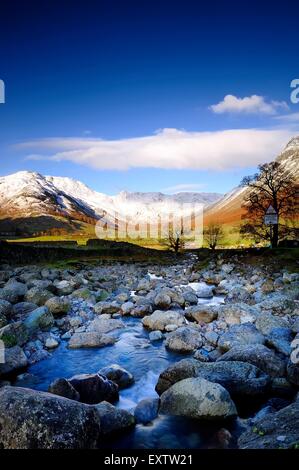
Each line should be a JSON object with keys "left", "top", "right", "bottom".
{"left": 162, "top": 183, "right": 207, "bottom": 193}
{"left": 210, "top": 95, "right": 289, "bottom": 115}
{"left": 19, "top": 127, "right": 295, "bottom": 171}
{"left": 274, "top": 112, "right": 299, "bottom": 122}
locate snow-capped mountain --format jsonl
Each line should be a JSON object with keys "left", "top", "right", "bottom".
{"left": 0, "top": 171, "right": 222, "bottom": 235}
{"left": 1, "top": 135, "right": 297, "bottom": 236}
{"left": 204, "top": 136, "right": 299, "bottom": 225}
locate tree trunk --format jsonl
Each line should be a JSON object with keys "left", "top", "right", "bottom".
{"left": 272, "top": 224, "right": 279, "bottom": 248}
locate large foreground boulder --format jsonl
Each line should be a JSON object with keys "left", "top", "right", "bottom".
{"left": 217, "top": 344, "right": 286, "bottom": 378}
{"left": 0, "top": 386, "right": 101, "bottom": 449}
{"left": 155, "top": 358, "right": 270, "bottom": 397}
{"left": 238, "top": 401, "right": 299, "bottom": 449}
{"left": 69, "top": 373, "right": 119, "bottom": 404}
{"left": 160, "top": 377, "right": 237, "bottom": 420}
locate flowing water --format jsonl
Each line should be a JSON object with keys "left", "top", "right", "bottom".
{"left": 25, "top": 282, "right": 241, "bottom": 449}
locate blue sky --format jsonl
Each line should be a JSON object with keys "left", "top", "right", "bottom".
{"left": 0, "top": 0, "right": 298, "bottom": 195}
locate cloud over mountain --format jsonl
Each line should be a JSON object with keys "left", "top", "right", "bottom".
{"left": 20, "top": 127, "right": 294, "bottom": 171}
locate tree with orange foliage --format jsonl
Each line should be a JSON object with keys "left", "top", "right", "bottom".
{"left": 240, "top": 161, "right": 298, "bottom": 247}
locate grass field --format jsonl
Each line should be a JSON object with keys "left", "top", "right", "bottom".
{"left": 4, "top": 223, "right": 253, "bottom": 250}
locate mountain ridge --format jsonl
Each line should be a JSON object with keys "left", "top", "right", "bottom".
{"left": 1, "top": 135, "right": 298, "bottom": 237}
{"left": 0, "top": 171, "right": 222, "bottom": 236}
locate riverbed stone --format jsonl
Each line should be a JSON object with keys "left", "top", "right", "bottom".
{"left": 0, "top": 300, "right": 12, "bottom": 320}
{"left": 94, "top": 301, "right": 120, "bottom": 315}
{"left": 149, "top": 330, "right": 163, "bottom": 342}
{"left": 185, "top": 305, "right": 218, "bottom": 324}
{"left": 165, "top": 326, "right": 202, "bottom": 353}
{"left": 0, "top": 321, "right": 29, "bottom": 347}
{"left": 99, "top": 364, "right": 134, "bottom": 389}
{"left": 86, "top": 317, "right": 124, "bottom": 335}
{"left": 0, "top": 287, "right": 21, "bottom": 304}
{"left": 0, "top": 346, "right": 28, "bottom": 377}
{"left": 134, "top": 397, "right": 160, "bottom": 424}
{"left": 11, "top": 302, "right": 38, "bottom": 319}
{"left": 55, "top": 280, "right": 76, "bottom": 295}
{"left": 266, "top": 327, "right": 293, "bottom": 356}
{"left": 68, "top": 332, "right": 116, "bottom": 349}
{"left": 255, "top": 312, "right": 290, "bottom": 336}
{"left": 24, "top": 288, "right": 53, "bottom": 306}
{"left": 218, "top": 303, "right": 258, "bottom": 325}
{"left": 0, "top": 386, "right": 101, "bottom": 449}
{"left": 195, "top": 285, "right": 214, "bottom": 298}
{"left": 45, "top": 337, "right": 59, "bottom": 349}
{"left": 218, "top": 323, "right": 265, "bottom": 352}
{"left": 71, "top": 288, "right": 94, "bottom": 301}
{"left": 217, "top": 344, "right": 286, "bottom": 377}
{"left": 154, "top": 292, "right": 172, "bottom": 310}
{"left": 48, "top": 378, "right": 80, "bottom": 401}
{"left": 286, "top": 360, "right": 299, "bottom": 387}
{"left": 95, "top": 401, "right": 135, "bottom": 434}
{"left": 155, "top": 358, "right": 270, "bottom": 397}
{"left": 160, "top": 377, "right": 237, "bottom": 420}
{"left": 120, "top": 301, "right": 134, "bottom": 315}
{"left": 238, "top": 401, "right": 299, "bottom": 449}
{"left": 68, "top": 372, "right": 119, "bottom": 404}
{"left": 182, "top": 291, "right": 198, "bottom": 305}
{"left": 130, "top": 304, "right": 153, "bottom": 318}
{"left": 0, "top": 314, "right": 7, "bottom": 329}
{"left": 142, "top": 310, "right": 186, "bottom": 331}
{"left": 45, "top": 297, "right": 70, "bottom": 317}
{"left": 24, "top": 306, "right": 54, "bottom": 333}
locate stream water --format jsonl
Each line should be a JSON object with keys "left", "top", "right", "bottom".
{"left": 25, "top": 281, "right": 242, "bottom": 449}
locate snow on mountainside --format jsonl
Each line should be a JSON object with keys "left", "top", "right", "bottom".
{"left": 276, "top": 137, "right": 299, "bottom": 178}
{"left": 0, "top": 171, "right": 222, "bottom": 233}
{"left": 1, "top": 135, "right": 297, "bottom": 235}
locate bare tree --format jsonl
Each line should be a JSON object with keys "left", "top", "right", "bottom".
{"left": 204, "top": 222, "right": 224, "bottom": 250}
{"left": 164, "top": 228, "right": 185, "bottom": 254}
{"left": 240, "top": 161, "right": 298, "bottom": 247}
